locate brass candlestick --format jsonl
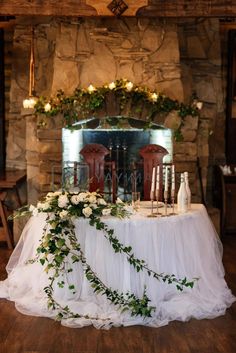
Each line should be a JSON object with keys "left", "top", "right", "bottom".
{"left": 155, "top": 189, "right": 162, "bottom": 216}
{"left": 162, "top": 190, "right": 169, "bottom": 217}
{"left": 148, "top": 191, "right": 157, "bottom": 217}
{"left": 169, "top": 189, "right": 177, "bottom": 215}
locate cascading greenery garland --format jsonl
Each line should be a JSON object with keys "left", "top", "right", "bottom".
{"left": 16, "top": 190, "right": 198, "bottom": 323}
{"left": 26, "top": 78, "right": 201, "bottom": 139}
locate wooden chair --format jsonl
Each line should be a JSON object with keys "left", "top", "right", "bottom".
{"left": 139, "top": 144, "right": 168, "bottom": 200}
{"left": 80, "top": 143, "right": 117, "bottom": 202}
{"left": 0, "top": 192, "right": 13, "bottom": 249}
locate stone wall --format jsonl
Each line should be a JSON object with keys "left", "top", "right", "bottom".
{"left": 178, "top": 18, "right": 224, "bottom": 203}
{"left": 6, "top": 17, "right": 224, "bottom": 205}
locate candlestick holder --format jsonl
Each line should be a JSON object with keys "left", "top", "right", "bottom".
{"left": 155, "top": 189, "right": 162, "bottom": 216}
{"left": 162, "top": 190, "right": 169, "bottom": 217}
{"left": 147, "top": 194, "right": 157, "bottom": 217}
{"left": 169, "top": 190, "right": 177, "bottom": 216}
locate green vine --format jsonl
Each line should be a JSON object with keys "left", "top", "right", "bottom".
{"left": 37, "top": 215, "right": 155, "bottom": 320}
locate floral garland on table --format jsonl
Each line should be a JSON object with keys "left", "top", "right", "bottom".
{"left": 24, "top": 78, "right": 202, "bottom": 141}
{"left": 16, "top": 190, "right": 198, "bottom": 323}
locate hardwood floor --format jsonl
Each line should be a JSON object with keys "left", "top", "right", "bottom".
{"left": 0, "top": 236, "right": 236, "bottom": 353}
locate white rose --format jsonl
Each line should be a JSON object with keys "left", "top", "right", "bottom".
{"left": 36, "top": 201, "right": 50, "bottom": 211}
{"left": 97, "top": 198, "right": 107, "bottom": 205}
{"left": 82, "top": 206, "right": 93, "bottom": 218}
{"left": 109, "top": 82, "right": 116, "bottom": 90}
{"left": 125, "top": 81, "right": 133, "bottom": 92}
{"left": 71, "top": 195, "right": 80, "bottom": 205}
{"left": 59, "top": 210, "right": 69, "bottom": 219}
{"left": 44, "top": 103, "right": 51, "bottom": 112}
{"left": 88, "top": 195, "right": 97, "bottom": 204}
{"left": 58, "top": 194, "right": 69, "bottom": 208}
{"left": 102, "top": 208, "right": 111, "bottom": 216}
{"left": 77, "top": 192, "right": 89, "bottom": 202}
{"left": 42, "top": 202, "right": 50, "bottom": 210}
{"left": 46, "top": 192, "right": 54, "bottom": 199}
{"left": 196, "top": 101, "right": 203, "bottom": 110}
{"left": 151, "top": 93, "right": 158, "bottom": 102}
{"left": 90, "top": 203, "right": 98, "bottom": 209}
{"left": 87, "top": 84, "right": 96, "bottom": 93}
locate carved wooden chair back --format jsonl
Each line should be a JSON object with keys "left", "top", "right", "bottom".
{"left": 139, "top": 144, "right": 168, "bottom": 200}
{"left": 80, "top": 143, "right": 117, "bottom": 202}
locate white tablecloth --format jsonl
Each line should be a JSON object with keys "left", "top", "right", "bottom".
{"left": 0, "top": 204, "right": 235, "bottom": 329}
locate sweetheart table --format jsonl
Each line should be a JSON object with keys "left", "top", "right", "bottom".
{"left": 0, "top": 203, "right": 235, "bottom": 329}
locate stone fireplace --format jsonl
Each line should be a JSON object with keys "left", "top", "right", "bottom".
{"left": 6, "top": 17, "right": 224, "bottom": 206}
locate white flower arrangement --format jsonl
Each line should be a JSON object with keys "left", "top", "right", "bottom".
{"left": 30, "top": 190, "right": 127, "bottom": 221}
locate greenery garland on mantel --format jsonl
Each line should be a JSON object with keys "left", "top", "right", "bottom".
{"left": 25, "top": 78, "right": 202, "bottom": 141}
{"left": 15, "top": 190, "right": 198, "bottom": 324}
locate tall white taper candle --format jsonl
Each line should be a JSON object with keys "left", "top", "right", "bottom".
{"left": 164, "top": 166, "right": 168, "bottom": 192}
{"left": 171, "top": 164, "right": 175, "bottom": 190}
{"left": 151, "top": 167, "right": 155, "bottom": 193}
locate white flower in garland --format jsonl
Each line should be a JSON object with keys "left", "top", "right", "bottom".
{"left": 71, "top": 194, "right": 81, "bottom": 205}
{"left": 59, "top": 210, "right": 69, "bottom": 219}
{"left": 196, "top": 101, "right": 203, "bottom": 110}
{"left": 37, "top": 201, "right": 50, "bottom": 211}
{"left": 102, "top": 208, "right": 111, "bottom": 216}
{"left": 82, "top": 206, "right": 93, "bottom": 218}
{"left": 150, "top": 92, "right": 158, "bottom": 102}
{"left": 58, "top": 194, "right": 69, "bottom": 208}
{"left": 109, "top": 81, "right": 116, "bottom": 90}
{"left": 97, "top": 198, "right": 107, "bottom": 206}
{"left": 125, "top": 81, "right": 133, "bottom": 92}
{"left": 88, "top": 195, "right": 97, "bottom": 204}
{"left": 90, "top": 203, "right": 98, "bottom": 209}
{"left": 87, "top": 84, "right": 96, "bottom": 93}
{"left": 44, "top": 103, "right": 51, "bottom": 112}
{"left": 77, "top": 192, "right": 89, "bottom": 202}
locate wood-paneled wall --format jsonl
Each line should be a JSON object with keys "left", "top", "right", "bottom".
{"left": 0, "top": 0, "right": 236, "bottom": 17}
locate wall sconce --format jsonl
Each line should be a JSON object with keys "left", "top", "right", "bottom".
{"left": 23, "top": 26, "right": 37, "bottom": 109}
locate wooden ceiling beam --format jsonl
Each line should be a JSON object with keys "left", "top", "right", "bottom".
{"left": 0, "top": 0, "right": 236, "bottom": 17}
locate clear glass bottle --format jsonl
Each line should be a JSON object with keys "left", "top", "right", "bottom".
{"left": 184, "top": 171, "right": 191, "bottom": 210}
{"left": 177, "top": 173, "right": 188, "bottom": 213}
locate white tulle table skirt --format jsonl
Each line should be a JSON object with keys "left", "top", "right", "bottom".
{"left": 0, "top": 204, "right": 235, "bottom": 329}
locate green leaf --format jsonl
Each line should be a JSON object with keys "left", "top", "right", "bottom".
{"left": 40, "top": 258, "right": 46, "bottom": 266}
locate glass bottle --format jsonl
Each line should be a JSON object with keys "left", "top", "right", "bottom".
{"left": 177, "top": 173, "right": 188, "bottom": 213}
{"left": 184, "top": 171, "right": 191, "bottom": 210}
